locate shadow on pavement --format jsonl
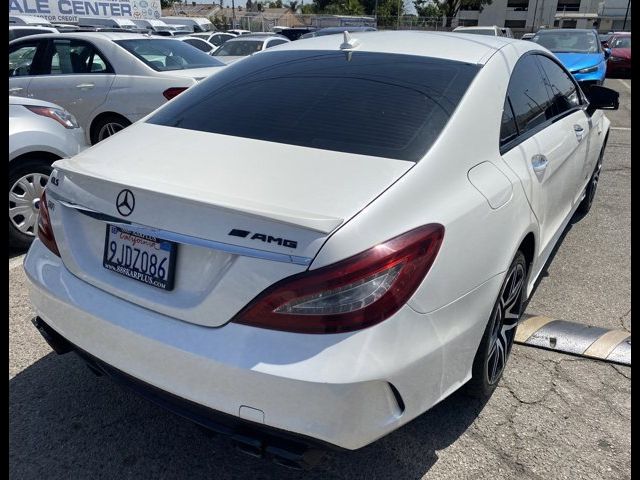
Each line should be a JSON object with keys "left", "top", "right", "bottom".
{"left": 9, "top": 351, "right": 489, "bottom": 479}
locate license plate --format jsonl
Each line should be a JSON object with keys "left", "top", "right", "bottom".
{"left": 103, "top": 225, "right": 177, "bottom": 291}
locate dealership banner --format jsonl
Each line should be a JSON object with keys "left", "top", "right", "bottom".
{"left": 9, "top": 0, "right": 162, "bottom": 22}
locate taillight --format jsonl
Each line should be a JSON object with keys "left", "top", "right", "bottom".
{"left": 232, "top": 224, "right": 444, "bottom": 334}
{"left": 163, "top": 87, "right": 188, "bottom": 100}
{"left": 37, "top": 190, "right": 60, "bottom": 257}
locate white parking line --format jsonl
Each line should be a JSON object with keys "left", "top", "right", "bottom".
{"left": 618, "top": 79, "right": 631, "bottom": 91}
{"left": 611, "top": 127, "right": 631, "bottom": 131}
{"left": 9, "top": 255, "right": 25, "bottom": 271}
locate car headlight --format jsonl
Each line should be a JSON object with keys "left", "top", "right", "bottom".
{"left": 576, "top": 65, "right": 599, "bottom": 74}
{"left": 26, "top": 106, "right": 79, "bottom": 129}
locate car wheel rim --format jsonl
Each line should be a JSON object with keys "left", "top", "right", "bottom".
{"left": 486, "top": 262, "right": 525, "bottom": 385}
{"left": 587, "top": 160, "right": 603, "bottom": 208}
{"left": 98, "top": 122, "right": 125, "bottom": 141}
{"left": 9, "top": 172, "right": 48, "bottom": 236}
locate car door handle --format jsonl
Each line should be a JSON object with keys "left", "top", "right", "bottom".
{"left": 531, "top": 154, "right": 549, "bottom": 177}
{"left": 76, "top": 83, "right": 94, "bottom": 89}
{"left": 8, "top": 87, "right": 23, "bottom": 93}
{"left": 574, "top": 124, "right": 585, "bottom": 141}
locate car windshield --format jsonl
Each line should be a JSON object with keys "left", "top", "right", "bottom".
{"left": 456, "top": 29, "right": 496, "bottom": 36}
{"left": 147, "top": 50, "right": 480, "bottom": 161}
{"left": 114, "top": 38, "right": 224, "bottom": 71}
{"left": 532, "top": 31, "right": 599, "bottom": 53}
{"left": 213, "top": 40, "right": 263, "bottom": 56}
{"left": 611, "top": 36, "right": 631, "bottom": 48}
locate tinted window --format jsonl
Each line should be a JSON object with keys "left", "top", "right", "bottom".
{"left": 9, "top": 41, "right": 41, "bottom": 76}
{"left": 114, "top": 39, "right": 223, "bottom": 71}
{"left": 213, "top": 40, "right": 263, "bottom": 56}
{"left": 48, "top": 39, "right": 112, "bottom": 74}
{"left": 9, "top": 28, "right": 47, "bottom": 41}
{"left": 536, "top": 55, "right": 582, "bottom": 116}
{"left": 148, "top": 51, "right": 480, "bottom": 161}
{"left": 266, "top": 39, "right": 288, "bottom": 48}
{"left": 500, "top": 98, "right": 518, "bottom": 146}
{"left": 183, "top": 38, "right": 213, "bottom": 52}
{"left": 506, "top": 55, "right": 554, "bottom": 135}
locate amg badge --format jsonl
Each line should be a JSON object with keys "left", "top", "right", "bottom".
{"left": 228, "top": 229, "right": 298, "bottom": 249}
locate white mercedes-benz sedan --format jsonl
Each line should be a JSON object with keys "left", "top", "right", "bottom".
{"left": 9, "top": 32, "right": 226, "bottom": 145}
{"left": 24, "top": 31, "right": 618, "bottom": 466}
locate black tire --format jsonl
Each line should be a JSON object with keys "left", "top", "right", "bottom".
{"left": 575, "top": 145, "right": 605, "bottom": 217}
{"left": 9, "top": 158, "right": 53, "bottom": 250}
{"left": 90, "top": 114, "right": 131, "bottom": 145}
{"left": 464, "top": 251, "right": 527, "bottom": 399}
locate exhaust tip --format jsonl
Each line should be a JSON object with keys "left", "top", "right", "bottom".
{"left": 31, "top": 317, "right": 73, "bottom": 355}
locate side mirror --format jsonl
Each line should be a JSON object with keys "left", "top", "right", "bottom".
{"left": 604, "top": 48, "right": 611, "bottom": 59}
{"left": 585, "top": 85, "right": 619, "bottom": 114}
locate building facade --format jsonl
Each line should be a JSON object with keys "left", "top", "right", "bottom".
{"left": 456, "top": 0, "right": 631, "bottom": 33}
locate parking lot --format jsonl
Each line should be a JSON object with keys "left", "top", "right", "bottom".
{"left": 9, "top": 78, "right": 630, "bottom": 479}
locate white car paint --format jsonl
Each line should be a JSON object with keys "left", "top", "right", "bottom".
{"left": 9, "top": 32, "right": 226, "bottom": 144}
{"left": 24, "top": 31, "right": 612, "bottom": 451}
{"left": 9, "top": 96, "right": 87, "bottom": 246}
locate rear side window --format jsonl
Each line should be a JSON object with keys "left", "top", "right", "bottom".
{"left": 47, "top": 39, "right": 112, "bottom": 74}
{"left": 148, "top": 51, "right": 480, "bottom": 161}
{"left": 114, "top": 39, "right": 224, "bottom": 71}
{"left": 506, "top": 54, "right": 554, "bottom": 135}
{"left": 536, "top": 55, "right": 582, "bottom": 116}
{"left": 500, "top": 97, "right": 518, "bottom": 146}
{"left": 9, "top": 40, "right": 43, "bottom": 76}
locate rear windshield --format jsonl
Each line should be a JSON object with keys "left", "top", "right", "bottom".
{"left": 114, "top": 38, "right": 224, "bottom": 71}
{"left": 213, "top": 40, "right": 264, "bottom": 56}
{"left": 147, "top": 50, "right": 480, "bottom": 161}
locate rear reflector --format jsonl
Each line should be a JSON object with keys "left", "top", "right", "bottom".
{"left": 163, "top": 87, "right": 188, "bottom": 100}
{"left": 232, "top": 224, "right": 444, "bottom": 334}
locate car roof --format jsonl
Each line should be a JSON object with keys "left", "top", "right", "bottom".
{"left": 226, "top": 34, "right": 286, "bottom": 41}
{"left": 9, "top": 25, "right": 57, "bottom": 30}
{"left": 9, "top": 31, "right": 171, "bottom": 42}
{"left": 454, "top": 25, "right": 499, "bottom": 30}
{"left": 536, "top": 28, "right": 597, "bottom": 33}
{"left": 266, "top": 31, "right": 525, "bottom": 65}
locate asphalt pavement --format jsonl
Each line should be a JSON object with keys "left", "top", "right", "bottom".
{"left": 9, "top": 79, "right": 631, "bottom": 479}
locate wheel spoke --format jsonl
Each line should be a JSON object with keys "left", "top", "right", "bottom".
{"left": 9, "top": 205, "right": 31, "bottom": 218}
{"left": 9, "top": 191, "right": 30, "bottom": 207}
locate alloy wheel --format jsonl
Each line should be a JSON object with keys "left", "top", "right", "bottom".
{"left": 98, "top": 122, "right": 125, "bottom": 141}
{"left": 486, "top": 262, "right": 525, "bottom": 385}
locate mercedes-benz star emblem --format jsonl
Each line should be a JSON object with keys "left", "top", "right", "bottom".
{"left": 116, "top": 189, "right": 135, "bottom": 217}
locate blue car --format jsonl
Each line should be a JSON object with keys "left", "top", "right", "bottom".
{"left": 532, "top": 28, "right": 611, "bottom": 87}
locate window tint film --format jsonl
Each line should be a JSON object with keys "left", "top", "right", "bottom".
{"left": 148, "top": 51, "right": 480, "bottom": 161}
{"left": 506, "top": 55, "right": 554, "bottom": 135}
{"left": 213, "top": 40, "right": 263, "bottom": 56}
{"left": 500, "top": 97, "right": 518, "bottom": 146}
{"left": 536, "top": 55, "right": 582, "bottom": 116}
{"left": 9, "top": 42, "right": 40, "bottom": 76}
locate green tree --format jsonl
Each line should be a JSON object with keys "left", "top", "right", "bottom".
{"left": 300, "top": 3, "right": 316, "bottom": 12}
{"left": 267, "top": 0, "right": 283, "bottom": 6}
{"left": 413, "top": 0, "right": 441, "bottom": 17}
{"left": 433, "top": 0, "right": 493, "bottom": 26}
{"left": 286, "top": 0, "right": 300, "bottom": 10}
{"left": 160, "top": 0, "right": 178, "bottom": 8}
{"left": 325, "top": 0, "right": 365, "bottom": 15}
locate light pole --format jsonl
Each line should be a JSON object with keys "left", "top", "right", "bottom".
{"left": 396, "top": 0, "right": 401, "bottom": 29}
{"left": 622, "top": 0, "right": 630, "bottom": 31}
{"left": 232, "top": 0, "right": 236, "bottom": 29}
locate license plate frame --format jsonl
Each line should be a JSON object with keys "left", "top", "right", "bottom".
{"left": 102, "top": 224, "right": 177, "bottom": 291}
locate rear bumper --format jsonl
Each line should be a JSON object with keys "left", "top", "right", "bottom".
{"left": 24, "top": 239, "right": 502, "bottom": 450}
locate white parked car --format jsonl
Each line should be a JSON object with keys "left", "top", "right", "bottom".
{"left": 9, "top": 14, "right": 53, "bottom": 26}
{"left": 25, "top": 31, "right": 617, "bottom": 466}
{"left": 190, "top": 31, "right": 237, "bottom": 47}
{"left": 162, "top": 16, "right": 213, "bottom": 33}
{"left": 179, "top": 36, "right": 215, "bottom": 53}
{"left": 9, "top": 32, "right": 226, "bottom": 144}
{"left": 453, "top": 25, "right": 508, "bottom": 37}
{"left": 211, "top": 34, "right": 290, "bottom": 63}
{"left": 9, "top": 25, "right": 59, "bottom": 42}
{"left": 9, "top": 96, "right": 87, "bottom": 248}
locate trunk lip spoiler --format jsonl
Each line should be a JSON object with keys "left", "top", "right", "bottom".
{"left": 51, "top": 193, "right": 313, "bottom": 267}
